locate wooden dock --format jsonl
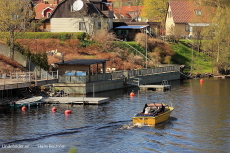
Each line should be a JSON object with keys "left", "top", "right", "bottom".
{"left": 139, "top": 85, "right": 171, "bottom": 91}
{"left": 41, "top": 97, "right": 109, "bottom": 105}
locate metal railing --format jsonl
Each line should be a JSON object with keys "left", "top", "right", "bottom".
{"left": 0, "top": 71, "right": 58, "bottom": 85}
{"left": 58, "top": 65, "right": 180, "bottom": 83}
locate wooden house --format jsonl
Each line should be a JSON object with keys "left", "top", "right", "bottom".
{"left": 49, "top": 0, "right": 113, "bottom": 33}
{"left": 165, "top": 1, "right": 214, "bottom": 38}
{"left": 34, "top": 1, "right": 58, "bottom": 31}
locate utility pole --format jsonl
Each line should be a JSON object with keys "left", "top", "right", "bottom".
{"left": 146, "top": 27, "right": 148, "bottom": 69}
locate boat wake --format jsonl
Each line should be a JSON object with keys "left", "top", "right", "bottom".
{"left": 118, "top": 122, "right": 145, "bottom": 130}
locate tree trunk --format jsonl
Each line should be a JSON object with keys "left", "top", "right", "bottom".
{"left": 10, "top": 30, "right": 15, "bottom": 60}
{"left": 217, "top": 41, "right": 220, "bottom": 62}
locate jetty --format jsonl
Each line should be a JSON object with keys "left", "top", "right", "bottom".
{"left": 139, "top": 85, "right": 171, "bottom": 91}
{"left": 42, "top": 97, "right": 109, "bottom": 105}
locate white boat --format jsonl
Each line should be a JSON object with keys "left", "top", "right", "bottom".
{"left": 10, "top": 96, "right": 43, "bottom": 107}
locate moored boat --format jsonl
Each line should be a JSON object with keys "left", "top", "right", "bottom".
{"left": 132, "top": 103, "right": 174, "bottom": 126}
{"left": 10, "top": 96, "right": 43, "bottom": 107}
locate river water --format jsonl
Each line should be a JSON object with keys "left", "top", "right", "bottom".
{"left": 0, "top": 78, "right": 230, "bottom": 153}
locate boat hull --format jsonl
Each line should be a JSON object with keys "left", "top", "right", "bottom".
{"left": 10, "top": 96, "right": 43, "bottom": 107}
{"left": 132, "top": 107, "right": 174, "bottom": 125}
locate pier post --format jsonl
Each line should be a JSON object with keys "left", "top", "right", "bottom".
{"left": 93, "top": 84, "right": 95, "bottom": 97}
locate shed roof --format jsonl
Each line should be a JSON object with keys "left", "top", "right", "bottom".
{"left": 114, "top": 25, "right": 148, "bottom": 29}
{"left": 55, "top": 59, "right": 109, "bottom": 65}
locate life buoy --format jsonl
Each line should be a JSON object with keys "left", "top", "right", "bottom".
{"left": 52, "top": 107, "right": 57, "bottom": 112}
{"left": 130, "top": 92, "right": 135, "bottom": 97}
{"left": 64, "top": 110, "right": 72, "bottom": 115}
{"left": 21, "top": 106, "right": 27, "bottom": 111}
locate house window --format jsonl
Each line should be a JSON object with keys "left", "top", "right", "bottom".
{"left": 69, "top": 4, "right": 73, "bottom": 12}
{"left": 98, "top": 22, "right": 101, "bottom": 29}
{"left": 195, "top": 10, "right": 202, "bottom": 16}
{"left": 129, "top": 12, "right": 135, "bottom": 15}
{"left": 47, "top": 12, "right": 51, "bottom": 18}
{"left": 79, "top": 22, "right": 86, "bottom": 30}
{"left": 185, "top": 24, "right": 190, "bottom": 31}
{"left": 13, "top": 15, "right": 19, "bottom": 19}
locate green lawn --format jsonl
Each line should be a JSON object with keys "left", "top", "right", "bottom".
{"left": 171, "top": 40, "right": 214, "bottom": 74}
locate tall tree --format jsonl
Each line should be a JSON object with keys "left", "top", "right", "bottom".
{"left": 0, "top": 0, "right": 35, "bottom": 60}
{"left": 201, "top": 6, "right": 230, "bottom": 74}
{"left": 199, "top": 0, "right": 230, "bottom": 8}
{"left": 141, "top": 0, "right": 167, "bottom": 22}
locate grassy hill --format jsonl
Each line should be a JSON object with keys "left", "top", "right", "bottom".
{"left": 171, "top": 39, "right": 214, "bottom": 75}
{"left": 0, "top": 33, "right": 215, "bottom": 76}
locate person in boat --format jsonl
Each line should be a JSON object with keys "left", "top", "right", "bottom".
{"left": 148, "top": 103, "right": 166, "bottom": 114}
{"left": 142, "top": 103, "right": 166, "bottom": 115}
{"left": 142, "top": 103, "right": 148, "bottom": 114}
{"left": 141, "top": 104, "right": 155, "bottom": 115}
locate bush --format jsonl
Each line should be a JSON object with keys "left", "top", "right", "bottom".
{"left": 91, "top": 29, "right": 116, "bottom": 51}
{"left": 14, "top": 43, "right": 49, "bottom": 70}
{"left": 14, "top": 32, "right": 86, "bottom": 41}
{"left": 134, "top": 33, "right": 147, "bottom": 48}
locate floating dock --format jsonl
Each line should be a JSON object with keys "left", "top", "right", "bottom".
{"left": 139, "top": 85, "right": 171, "bottom": 91}
{"left": 41, "top": 97, "right": 109, "bottom": 105}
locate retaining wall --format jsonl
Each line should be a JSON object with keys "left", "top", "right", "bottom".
{"left": 54, "top": 71, "right": 180, "bottom": 95}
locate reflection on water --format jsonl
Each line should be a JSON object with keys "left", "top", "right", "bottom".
{"left": 0, "top": 79, "right": 230, "bottom": 153}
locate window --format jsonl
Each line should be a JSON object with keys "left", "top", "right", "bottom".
{"left": 195, "top": 10, "right": 202, "bottom": 16}
{"left": 69, "top": 4, "right": 73, "bottom": 12}
{"left": 185, "top": 24, "right": 190, "bottom": 32}
{"left": 47, "top": 12, "right": 51, "bottom": 18}
{"left": 13, "top": 15, "right": 19, "bottom": 19}
{"left": 79, "top": 22, "right": 86, "bottom": 30}
{"left": 98, "top": 22, "right": 101, "bottom": 29}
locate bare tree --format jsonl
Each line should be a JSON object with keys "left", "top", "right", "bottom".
{"left": 0, "top": 0, "right": 35, "bottom": 60}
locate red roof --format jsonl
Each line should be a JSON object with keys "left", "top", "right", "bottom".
{"left": 169, "top": 1, "right": 214, "bottom": 23}
{"left": 35, "top": 3, "right": 56, "bottom": 19}
{"left": 113, "top": 6, "right": 143, "bottom": 19}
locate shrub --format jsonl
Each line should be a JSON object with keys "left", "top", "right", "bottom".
{"left": 91, "top": 29, "right": 116, "bottom": 52}
{"left": 134, "top": 33, "right": 147, "bottom": 48}
{"left": 14, "top": 43, "right": 49, "bottom": 70}
{"left": 14, "top": 32, "right": 86, "bottom": 41}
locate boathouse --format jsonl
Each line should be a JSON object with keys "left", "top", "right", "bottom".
{"left": 53, "top": 61, "right": 181, "bottom": 95}
{"left": 55, "top": 59, "right": 109, "bottom": 75}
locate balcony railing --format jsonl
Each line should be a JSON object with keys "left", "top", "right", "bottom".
{"left": 58, "top": 65, "right": 180, "bottom": 83}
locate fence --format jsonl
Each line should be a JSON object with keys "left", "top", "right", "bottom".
{"left": 58, "top": 65, "right": 180, "bottom": 83}
{"left": 5, "top": 71, "right": 58, "bottom": 84}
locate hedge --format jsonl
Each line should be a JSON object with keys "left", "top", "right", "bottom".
{"left": 0, "top": 32, "right": 86, "bottom": 41}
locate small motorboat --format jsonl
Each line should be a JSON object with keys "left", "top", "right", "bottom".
{"left": 132, "top": 103, "right": 174, "bottom": 126}
{"left": 10, "top": 96, "right": 43, "bottom": 107}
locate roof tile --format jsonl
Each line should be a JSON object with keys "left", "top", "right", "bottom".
{"left": 169, "top": 1, "right": 214, "bottom": 23}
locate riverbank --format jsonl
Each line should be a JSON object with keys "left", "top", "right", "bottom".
{"left": 189, "top": 73, "right": 230, "bottom": 79}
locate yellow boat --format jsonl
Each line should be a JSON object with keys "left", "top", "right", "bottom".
{"left": 132, "top": 103, "right": 174, "bottom": 126}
